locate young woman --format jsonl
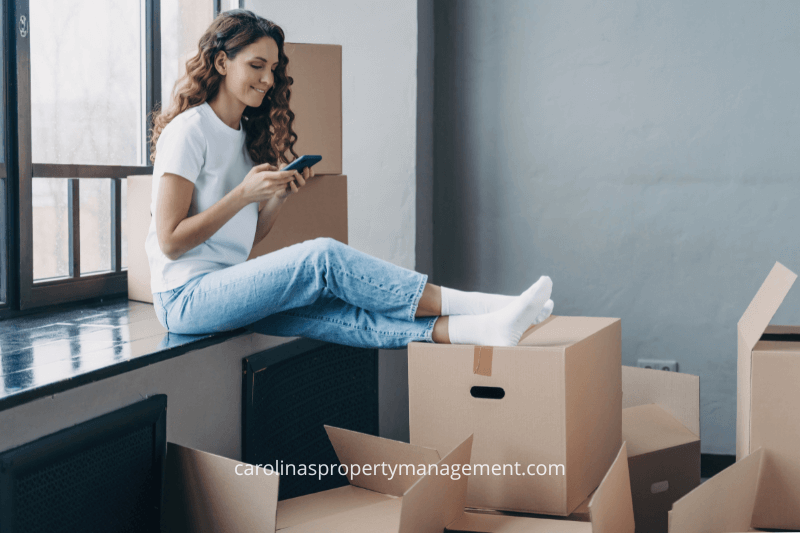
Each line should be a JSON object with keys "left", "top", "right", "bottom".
{"left": 146, "top": 9, "right": 554, "bottom": 349}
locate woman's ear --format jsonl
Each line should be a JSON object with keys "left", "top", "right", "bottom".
{"left": 214, "top": 51, "right": 228, "bottom": 76}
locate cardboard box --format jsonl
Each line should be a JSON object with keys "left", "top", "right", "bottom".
{"left": 445, "top": 442, "right": 635, "bottom": 533}
{"left": 620, "top": 366, "right": 701, "bottom": 533}
{"left": 408, "top": 316, "right": 622, "bottom": 516}
{"left": 736, "top": 261, "right": 800, "bottom": 530}
{"left": 284, "top": 43, "right": 342, "bottom": 175}
{"left": 126, "top": 174, "right": 348, "bottom": 303}
{"left": 667, "top": 447, "right": 767, "bottom": 533}
{"left": 163, "top": 425, "right": 474, "bottom": 532}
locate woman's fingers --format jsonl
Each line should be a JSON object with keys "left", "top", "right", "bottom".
{"left": 288, "top": 180, "right": 299, "bottom": 193}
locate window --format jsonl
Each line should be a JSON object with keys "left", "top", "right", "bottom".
{"left": 1, "top": 0, "right": 237, "bottom": 316}
{"left": 1, "top": 0, "right": 159, "bottom": 314}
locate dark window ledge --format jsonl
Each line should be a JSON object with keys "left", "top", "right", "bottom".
{"left": 0, "top": 296, "right": 248, "bottom": 412}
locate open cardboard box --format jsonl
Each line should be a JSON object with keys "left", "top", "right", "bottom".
{"left": 736, "top": 261, "right": 800, "bottom": 530}
{"left": 163, "top": 425, "right": 474, "bottom": 532}
{"left": 408, "top": 315, "right": 622, "bottom": 516}
{"left": 667, "top": 447, "right": 779, "bottom": 533}
{"left": 127, "top": 174, "right": 347, "bottom": 303}
{"left": 567, "top": 366, "right": 700, "bottom": 533}
{"left": 444, "top": 442, "right": 635, "bottom": 533}
{"left": 619, "top": 365, "right": 700, "bottom": 533}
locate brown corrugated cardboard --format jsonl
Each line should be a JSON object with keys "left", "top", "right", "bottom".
{"left": 736, "top": 261, "right": 800, "bottom": 530}
{"left": 445, "top": 442, "right": 635, "bottom": 533}
{"left": 408, "top": 315, "right": 622, "bottom": 516}
{"left": 667, "top": 448, "right": 764, "bottom": 533}
{"left": 164, "top": 426, "right": 474, "bottom": 533}
{"left": 127, "top": 174, "right": 348, "bottom": 303}
{"left": 621, "top": 366, "right": 701, "bottom": 533}
{"left": 276, "top": 426, "right": 473, "bottom": 533}
{"left": 247, "top": 174, "right": 348, "bottom": 260}
{"left": 567, "top": 367, "right": 701, "bottom": 533}
{"left": 284, "top": 43, "right": 342, "bottom": 175}
{"left": 162, "top": 442, "right": 280, "bottom": 533}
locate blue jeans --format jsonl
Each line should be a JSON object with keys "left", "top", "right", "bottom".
{"left": 152, "top": 237, "right": 438, "bottom": 349}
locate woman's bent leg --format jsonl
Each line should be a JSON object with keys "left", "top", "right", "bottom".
{"left": 159, "top": 237, "right": 429, "bottom": 334}
{"left": 246, "top": 289, "right": 438, "bottom": 349}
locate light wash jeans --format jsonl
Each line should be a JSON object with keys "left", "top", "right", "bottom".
{"left": 152, "top": 237, "right": 438, "bottom": 349}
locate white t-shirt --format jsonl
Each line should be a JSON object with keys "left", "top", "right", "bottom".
{"left": 145, "top": 102, "right": 258, "bottom": 293}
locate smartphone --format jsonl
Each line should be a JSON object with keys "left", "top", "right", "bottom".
{"left": 283, "top": 155, "right": 322, "bottom": 174}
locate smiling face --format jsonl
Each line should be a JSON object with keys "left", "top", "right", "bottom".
{"left": 215, "top": 36, "right": 280, "bottom": 109}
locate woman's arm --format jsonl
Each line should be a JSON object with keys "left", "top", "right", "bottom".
{"left": 251, "top": 164, "right": 315, "bottom": 248}
{"left": 252, "top": 195, "right": 287, "bottom": 248}
{"left": 156, "top": 163, "right": 300, "bottom": 261}
{"left": 156, "top": 173, "right": 248, "bottom": 261}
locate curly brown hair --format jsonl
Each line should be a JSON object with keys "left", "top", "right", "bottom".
{"left": 149, "top": 9, "right": 298, "bottom": 166}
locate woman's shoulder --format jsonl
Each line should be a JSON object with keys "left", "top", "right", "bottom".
{"left": 159, "top": 105, "right": 208, "bottom": 148}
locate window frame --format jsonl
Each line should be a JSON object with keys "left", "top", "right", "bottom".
{"left": 2, "top": 0, "right": 160, "bottom": 315}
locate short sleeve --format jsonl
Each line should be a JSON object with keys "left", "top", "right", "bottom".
{"left": 154, "top": 113, "right": 206, "bottom": 184}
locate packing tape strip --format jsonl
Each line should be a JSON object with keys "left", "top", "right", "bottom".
{"left": 473, "top": 346, "right": 493, "bottom": 376}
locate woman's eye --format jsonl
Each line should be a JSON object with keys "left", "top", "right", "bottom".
{"left": 252, "top": 64, "right": 263, "bottom": 70}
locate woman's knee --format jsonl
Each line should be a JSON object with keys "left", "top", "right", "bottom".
{"left": 305, "top": 237, "right": 345, "bottom": 261}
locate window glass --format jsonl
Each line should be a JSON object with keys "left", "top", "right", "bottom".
{"left": 32, "top": 178, "right": 70, "bottom": 281}
{"left": 30, "top": 0, "right": 143, "bottom": 165}
{"left": 161, "top": 0, "right": 214, "bottom": 106}
{"left": 79, "top": 179, "right": 112, "bottom": 275}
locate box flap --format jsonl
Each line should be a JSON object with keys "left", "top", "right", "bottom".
{"left": 276, "top": 485, "right": 392, "bottom": 529}
{"left": 668, "top": 448, "right": 763, "bottom": 533}
{"left": 518, "top": 316, "right": 619, "bottom": 348}
{"left": 622, "top": 404, "right": 699, "bottom": 456}
{"left": 446, "top": 511, "right": 590, "bottom": 532}
{"left": 736, "top": 262, "right": 796, "bottom": 460}
{"left": 588, "top": 442, "right": 635, "bottom": 533}
{"left": 278, "top": 498, "right": 401, "bottom": 533}
{"left": 398, "top": 434, "right": 474, "bottom": 533}
{"left": 737, "top": 262, "right": 796, "bottom": 351}
{"left": 162, "top": 442, "right": 279, "bottom": 533}
{"left": 324, "top": 425, "right": 441, "bottom": 496}
{"left": 621, "top": 366, "right": 700, "bottom": 437}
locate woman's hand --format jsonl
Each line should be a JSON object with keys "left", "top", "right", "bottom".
{"left": 236, "top": 162, "right": 300, "bottom": 206}
{"left": 274, "top": 161, "right": 315, "bottom": 200}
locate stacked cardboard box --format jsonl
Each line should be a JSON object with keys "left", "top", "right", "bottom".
{"left": 128, "top": 42, "right": 346, "bottom": 303}
{"left": 445, "top": 443, "right": 634, "bottom": 533}
{"left": 163, "top": 425, "right": 474, "bottom": 532}
{"left": 408, "top": 314, "right": 634, "bottom": 531}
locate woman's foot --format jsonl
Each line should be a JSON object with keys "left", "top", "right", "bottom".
{"left": 446, "top": 276, "right": 553, "bottom": 346}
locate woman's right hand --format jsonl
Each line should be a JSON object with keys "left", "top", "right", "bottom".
{"left": 236, "top": 162, "right": 301, "bottom": 205}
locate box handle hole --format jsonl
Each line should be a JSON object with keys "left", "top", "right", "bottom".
{"left": 470, "top": 386, "right": 505, "bottom": 399}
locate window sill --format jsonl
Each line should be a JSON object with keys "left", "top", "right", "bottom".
{"left": 0, "top": 296, "right": 248, "bottom": 411}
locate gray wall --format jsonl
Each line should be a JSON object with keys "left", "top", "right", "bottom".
{"left": 433, "top": 0, "right": 800, "bottom": 455}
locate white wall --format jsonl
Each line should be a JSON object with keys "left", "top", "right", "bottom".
{"left": 248, "top": 0, "right": 419, "bottom": 270}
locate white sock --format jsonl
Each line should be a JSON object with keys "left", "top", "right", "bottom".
{"left": 446, "top": 276, "right": 553, "bottom": 346}
{"left": 535, "top": 299, "right": 554, "bottom": 325}
{"left": 440, "top": 287, "right": 516, "bottom": 316}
